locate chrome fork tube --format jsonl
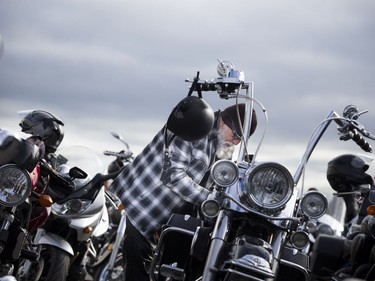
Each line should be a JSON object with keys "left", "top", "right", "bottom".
{"left": 107, "top": 210, "right": 126, "bottom": 272}
{"left": 201, "top": 210, "right": 231, "bottom": 281}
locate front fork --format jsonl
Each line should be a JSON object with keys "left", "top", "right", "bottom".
{"left": 69, "top": 241, "right": 91, "bottom": 281}
{"left": 105, "top": 210, "right": 127, "bottom": 276}
{"left": 0, "top": 208, "right": 16, "bottom": 255}
{"left": 201, "top": 210, "right": 231, "bottom": 281}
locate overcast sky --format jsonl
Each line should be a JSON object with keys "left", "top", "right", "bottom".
{"left": 1, "top": 0, "right": 375, "bottom": 198}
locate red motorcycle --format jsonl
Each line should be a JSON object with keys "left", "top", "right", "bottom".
{"left": 0, "top": 129, "right": 53, "bottom": 279}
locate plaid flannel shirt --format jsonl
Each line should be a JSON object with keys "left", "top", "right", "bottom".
{"left": 109, "top": 124, "right": 219, "bottom": 240}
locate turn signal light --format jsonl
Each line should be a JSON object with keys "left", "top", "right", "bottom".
{"left": 39, "top": 195, "right": 53, "bottom": 207}
{"left": 84, "top": 227, "right": 92, "bottom": 234}
{"left": 367, "top": 205, "right": 375, "bottom": 216}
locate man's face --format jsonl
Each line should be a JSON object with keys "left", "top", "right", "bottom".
{"left": 216, "top": 124, "right": 240, "bottom": 159}
{"left": 220, "top": 123, "right": 241, "bottom": 146}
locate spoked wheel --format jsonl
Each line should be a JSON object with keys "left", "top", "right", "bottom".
{"left": 39, "top": 245, "right": 70, "bottom": 281}
{"left": 93, "top": 253, "right": 124, "bottom": 281}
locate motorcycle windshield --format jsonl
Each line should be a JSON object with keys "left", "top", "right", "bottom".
{"left": 55, "top": 146, "right": 104, "bottom": 181}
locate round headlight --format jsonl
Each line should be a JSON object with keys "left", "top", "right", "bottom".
{"left": 300, "top": 191, "right": 328, "bottom": 219}
{"left": 315, "top": 223, "right": 334, "bottom": 236}
{"left": 245, "top": 162, "right": 294, "bottom": 210}
{"left": 53, "top": 199, "right": 91, "bottom": 215}
{"left": 290, "top": 231, "right": 309, "bottom": 249}
{"left": 211, "top": 160, "right": 239, "bottom": 187}
{"left": 201, "top": 199, "right": 220, "bottom": 219}
{"left": 0, "top": 164, "right": 32, "bottom": 207}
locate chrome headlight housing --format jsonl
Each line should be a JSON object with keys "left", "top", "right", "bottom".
{"left": 315, "top": 223, "right": 334, "bottom": 236}
{"left": 211, "top": 160, "right": 239, "bottom": 187}
{"left": 290, "top": 231, "right": 310, "bottom": 249}
{"left": 300, "top": 191, "right": 327, "bottom": 219}
{"left": 52, "top": 199, "right": 91, "bottom": 215}
{"left": 244, "top": 162, "right": 294, "bottom": 211}
{"left": 0, "top": 164, "right": 32, "bottom": 207}
{"left": 201, "top": 199, "right": 220, "bottom": 219}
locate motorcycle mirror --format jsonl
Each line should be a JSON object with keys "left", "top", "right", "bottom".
{"left": 110, "top": 131, "right": 130, "bottom": 149}
{"left": 369, "top": 189, "right": 375, "bottom": 204}
{"left": 343, "top": 105, "right": 359, "bottom": 120}
{"left": 110, "top": 131, "right": 121, "bottom": 140}
{"left": 69, "top": 166, "right": 88, "bottom": 179}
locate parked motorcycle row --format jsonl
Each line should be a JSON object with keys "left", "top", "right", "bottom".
{"left": 0, "top": 115, "right": 132, "bottom": 281}
{"left": 1, "top": 60, "right": 375, "bottom": 281}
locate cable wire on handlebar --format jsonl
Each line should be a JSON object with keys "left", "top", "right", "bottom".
{"left": 296, "top": 114, "right": 374, "bottom": 199}
{"left": 232, "top": 92, "right": 268, "bottom": 166}
{"left": 297, "top": 118, "right": 333, "bottom": 197}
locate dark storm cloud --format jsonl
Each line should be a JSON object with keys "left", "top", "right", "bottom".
{"left": 1, "top": 0, "right": 375, "bottom": 196}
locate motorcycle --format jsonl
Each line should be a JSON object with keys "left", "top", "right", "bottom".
{"left": 86, "top": 131, "right": 134, "bottom": 281}
{"left": 30, "top": 145, "right": 124, "bottom": 281}
{"left": 309, "top": 158, "right": 375, "bottom": 281}
{"left": 103, "top": 131, "right": 134, "bottom": 174}
{"left": 305, "top": 194, "right": 345, "bottom": 256}
{"left": 148, "top": 60, "right": 375, "bottom": 281}
{"left": 306, "top": 213, "right": 345, "bottom": 257}
{"left": 0, "top": 129, "right": 53, "bottom": 279}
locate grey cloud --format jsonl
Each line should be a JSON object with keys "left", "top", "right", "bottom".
{"left": 1, "top": 0, "right": 375, "bottom": 197}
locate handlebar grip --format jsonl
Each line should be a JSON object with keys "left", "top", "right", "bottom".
{"left": 189, "top": 81, "right": 217, "bottom": 92}
{"left": 198, "top": 83, "right": 217, "bottom": 91}
{"left": 351, "top": 129, "right": 372, "bottom": 152}
{"left": 104, "top": 150, "right": 133, "bottom": 160}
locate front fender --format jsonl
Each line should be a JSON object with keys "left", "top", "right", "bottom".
{"left": 34, "top": 228, "right": 74, "bottom": 256}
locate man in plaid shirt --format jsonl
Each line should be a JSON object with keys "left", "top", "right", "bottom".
{"left": 110, "top": 103, "right": 257, "bottom": 281}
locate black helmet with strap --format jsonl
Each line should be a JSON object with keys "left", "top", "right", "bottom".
{"left": 166, "top": 95, "right": 214, "bottom": 142}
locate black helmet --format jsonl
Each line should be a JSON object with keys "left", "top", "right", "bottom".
{"left": 326, "top": 154, "right": 374, "bottom": 192}
{"left": 167, "top": 96, "right": 214, "bottom": 142}
{"left": 19, "top": 110, "right": 64, "bottom": 154}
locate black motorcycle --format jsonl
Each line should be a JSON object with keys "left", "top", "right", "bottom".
{"left": 149, "top": 60, "right": 375, "bottom": 281}
{"left": 309, "top": 154, "right": 375, "bottom": 281}
{"left": 0, "top": 129, "right": 52, "bottom": 280}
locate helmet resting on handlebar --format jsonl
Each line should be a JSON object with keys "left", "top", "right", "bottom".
{"left": 326, "top": 154, "right": 374, "bottom": 192}
{"left": 167, "top": 96, "right": 214, "bottom": 142}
